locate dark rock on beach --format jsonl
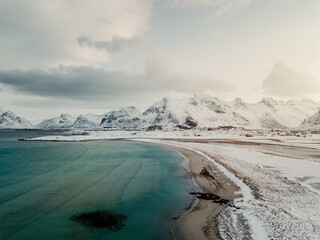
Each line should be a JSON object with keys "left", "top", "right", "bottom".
{"left": 146, "top": 125, "right": 163, "bottom": 131}
{"left": 190, "top": 192, "right": 239, "bottom": 209}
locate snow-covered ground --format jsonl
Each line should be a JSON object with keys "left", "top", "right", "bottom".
{"left": 26, "top": 130, "right": 320, "bottom": 239}
{"left": 23, "top": 127, "right": 320, "bottom": 139}
{"left": 145, "top": 139, "right": 320, "bottom": 239}
{"left": 139, "top": 139, "right": 270, "bottom": 240}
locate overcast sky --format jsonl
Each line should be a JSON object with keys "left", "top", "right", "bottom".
{"left": 0, "top": 0, "right": 320, "bottom": 123}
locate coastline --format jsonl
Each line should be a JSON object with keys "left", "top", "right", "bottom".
{"left": 19, "top": 133, "right": 320, "bottom": 239}
{"left": 144, "top": 141, "right": 240, "bottom": 240}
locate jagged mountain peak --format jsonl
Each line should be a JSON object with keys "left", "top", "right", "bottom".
{"left": 260, "top": 97, "right": 279, "bottom": 106}
{"left": 151, "top": 97, "right": 169, "bottom": 107}
{"left": 234, "top": 97, "right": 243, "bottom": 102}
{"left": 37, "top": 114, "right": 76, "bottom": 129}
{"left": 231, "top": 97, "right": 247, "bottom": 109}
{"left": 258, "top": 98, "right": 287, "bottom": 111}
{"left": 300, "top": 110, "right": 320, "bottom": 129}
{"left": 107, "top": 106, "right": 140, "bottom": 117}
{"left": 100, "top": 106, "right": 141, "bottom": 128}
{"left": 59, "top": 113, "right": 73, "bottom": 118}
{"left": 73, "top": 113, "right": 103, "bottom": 128}
{"left": 143, "top": 98, "right": 171, "bottom": 116}
{"left": 0, "top": 110, "right": 34, "bottom": 129}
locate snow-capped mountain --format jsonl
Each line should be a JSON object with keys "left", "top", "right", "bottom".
{"left": 100, "top": 107, "right": 141, "bottom": 129}
{"left": 299, "top": 110, "right": 320, "bottom": 129}
{"left": 0, "top": 111, "right": 34, "bottom": 129}
{"left": 140, "top": 97, "right": 179, "bottom": 127}
{"left": 92, "top": 96, "right": 320, "bottom": 130}
{"left": 37, "top": 114, "right": 76, "bottom": 129}
{"left": 137, "top": 95, "right": 320, "bottom": 130}
{"left": 73, "top": 113, "right": 103, "bottom": 128}
{"left": 139, "top": 96, "right": 248, "bottom": 128}
{"left": 4, "top": 95, "right": 320, "bottom": 130}
{"left": 224, "top": 97, "right": 320, "bottom": 129}
{"left": 254, "top": 98, "right": 320, "bottom": 128}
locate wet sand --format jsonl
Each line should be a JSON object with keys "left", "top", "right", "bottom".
{"left": 148, "top": 142, "right": 240, "bottom": 240}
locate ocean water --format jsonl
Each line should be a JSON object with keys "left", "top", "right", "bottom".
{"left": 0, "top": 130, "right": 193, "bottom": 240}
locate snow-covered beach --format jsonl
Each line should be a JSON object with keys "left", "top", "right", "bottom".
{"left": 2, "top": 1, "right": 320, "bottom": 239}
{"left": 24, "top": 129, "right": 320, "bottom": 239}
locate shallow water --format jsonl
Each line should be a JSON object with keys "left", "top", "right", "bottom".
{"left": 0, "top": 130, "right": 193, "bottom": 240}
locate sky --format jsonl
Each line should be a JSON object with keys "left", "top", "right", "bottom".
{"left": 0, "top": 0, "right": 320, "bottom": 123}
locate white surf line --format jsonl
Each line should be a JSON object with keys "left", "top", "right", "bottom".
{"left": 136, "top": 139, "right": 270, "bottom": 240}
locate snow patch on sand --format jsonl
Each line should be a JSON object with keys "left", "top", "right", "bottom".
{"left": 140, "top": 139, "right": 270, "bottom": 240}
{"left": 156, "top": 141, "right": 320, "bottom": 239}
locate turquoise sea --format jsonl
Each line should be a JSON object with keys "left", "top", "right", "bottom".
{"left": 0, "top": 130, "right": 194, "bottom": 240}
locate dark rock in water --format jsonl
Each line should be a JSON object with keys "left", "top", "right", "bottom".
{"left": 190, "top": 192, "right": 240, "bottom": 209}
{"left": 70, "top": 211, "right": 127, "bottom": 231}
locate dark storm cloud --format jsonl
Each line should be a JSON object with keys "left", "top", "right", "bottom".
{"left": 0, "top": 64, "right": 233, "bottom": 101}
{"left": 0, "top": 67, "right": 139, "bottom": 100}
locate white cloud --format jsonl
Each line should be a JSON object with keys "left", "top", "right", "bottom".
{"left": 0, "top": 0, "right": 153, "bottom": 69}
{"left": 263, "top": 62, "right": 320, "bottom": 97}
{"left": 163, "top": 0, "right": 252, "bottom": 13}
{"left": 77, "top": 35, "right": 146, "bottom": 54}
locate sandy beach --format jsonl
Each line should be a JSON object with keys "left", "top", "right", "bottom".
{"left": 150, "top": 138, "right": 320, "bottom": 239}
{"left": 148, "top": 142, "right": 241, "bottom": 240}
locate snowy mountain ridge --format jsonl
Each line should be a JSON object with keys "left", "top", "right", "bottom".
{"left": 73, "top": 113, "right": 104, "bottom": 128}
{"left": 100, "top": 106, "right": 141, "bottom": 129}
{"left": 37, "top": 114, "right": 76, "bottom": 129}
{"left": 134, "top": 95, "right": 320, "bottom": 130}
{"left": 299, "top": 110, "right": 320, "bottom": 130}
{"left": 0, "top": 111, "right": 34, "bottom": 129}
{"left": 2, "top": 96, "right": 320, "bottom": 130}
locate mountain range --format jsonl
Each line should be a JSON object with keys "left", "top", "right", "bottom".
{"left": 1, "top": 95, "right": 320, "bottom": 130}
